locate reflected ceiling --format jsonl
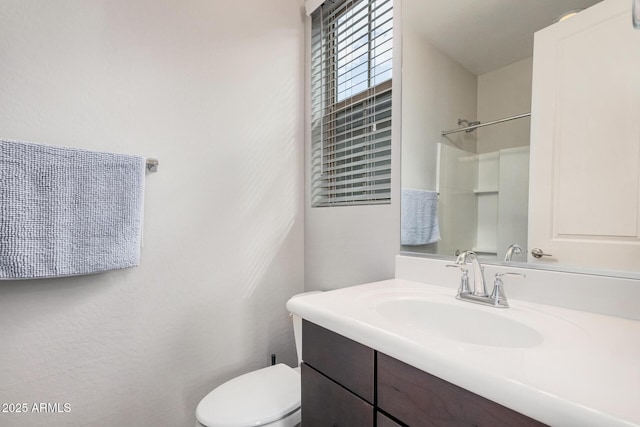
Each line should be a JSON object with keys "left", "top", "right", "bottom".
{"left": 404, "top": 0, "right": 603, "bottom": 75}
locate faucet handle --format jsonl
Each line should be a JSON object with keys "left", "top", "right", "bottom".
{"left": 504, "top": 244, "right": 524, "bottom": 262}
{"left": 455, "top": 250, "right": 474, "bottom": 264}
{"left": 490, "top": 272, "right": 526, "bottom": 307}
{"left": 446, "top": 264, "right": 471, "bottom": 294}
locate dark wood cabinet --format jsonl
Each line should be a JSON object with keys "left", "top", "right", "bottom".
{"left": 301, "top": 363, "right": 374, "bottom": 426}
{"left": 377, "top": 412, "right": 404, "bottom": 427}
{"left": 301, "top": 320, "right": 375, "bottom": 425}
{"left": 377, "top": 353, "right": 546, "bottom": 427}
{"left": 302, "top": 320, "right": 548, "bottom": 427}
{"left": 302, "top": 320, "right": 374, "bottom": 403}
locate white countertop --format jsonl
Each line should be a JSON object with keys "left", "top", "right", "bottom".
{"left": 287, "top": 279, "right": 640, "bottom": 427}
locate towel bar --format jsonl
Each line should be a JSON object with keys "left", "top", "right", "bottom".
{"left": 146, "top": 158, "right": 159, "bottom": 172}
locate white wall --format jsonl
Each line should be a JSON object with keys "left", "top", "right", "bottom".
{"left": 399, "top": 27, "right": 477, "bottom": 255}
{"left": 477, "top": 57, "right": 533, "bottom": 154}
{"left": 0, "top": 1, "right": 305, "bottom": 426}
{"left": 303, "top": 1, "right": 404, "bottom": 291}
{"left": 401, "top": 28, "right": 478, "bottom": 191}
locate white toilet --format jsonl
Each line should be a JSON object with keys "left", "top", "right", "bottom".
{"left": 195, "top": 293, "right": 317, "bottom": 427}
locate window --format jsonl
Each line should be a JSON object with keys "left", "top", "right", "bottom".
{"left": 310, "top": 0, "right": 393, "bottom": 207}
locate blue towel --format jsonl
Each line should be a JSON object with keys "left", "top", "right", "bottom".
{"left": 0, "top": 139, "right": 145, "bottom": 279}
{"left": 401, "top": 188, "right": 441, "bottom": 246}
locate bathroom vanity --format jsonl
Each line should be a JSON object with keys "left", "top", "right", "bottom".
{"left": 301, "top": 320, "right": 544, "bottom": 426}
{"left": 288, "top": 273, "right": 640, "bottom": 427}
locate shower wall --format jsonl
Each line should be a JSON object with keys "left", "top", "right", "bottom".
{"left": 437, "top": 144, "right": 529, "bottom": 259}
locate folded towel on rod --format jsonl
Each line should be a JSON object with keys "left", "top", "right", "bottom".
{"left": 401, "top": 188, "right": 440, "bottom": 246}
{"left": 0, "top": 139, "right": 146, "bottom": 279}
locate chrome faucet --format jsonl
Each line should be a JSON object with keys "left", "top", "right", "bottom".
{"left": 447, "top": 250, "right": 525, "bottom": 308}
{"left": 504, "top": 244, "right": 524, "bottom": 262}
{"left": 456, "top": 251, "right": 488, "bottom": 296}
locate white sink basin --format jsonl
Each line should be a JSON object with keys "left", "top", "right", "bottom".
{"left": 375, "top": 297, "right": 544, "bottom": 348}
{"left": 287, "top": 279, "right": 640, "bottom": 427}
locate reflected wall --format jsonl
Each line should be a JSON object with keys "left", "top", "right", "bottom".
{"left": 401, "top": 28, "right": 532, "bottom": 260}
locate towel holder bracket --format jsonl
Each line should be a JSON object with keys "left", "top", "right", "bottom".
{"left": 146, "top": 158, "right": 159, "bottom": 172}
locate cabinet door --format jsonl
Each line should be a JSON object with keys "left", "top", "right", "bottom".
{"left": 528, "top": 0, "right": 640, "bottom": 272}
{"left": 302, "top": 320, "right": 375, "bottom": 403}
{"left": 301, "top": 363, "right": 374, "bottom": 427}
{"left": 377, "top": 412, "right": 404, "bottom": 427}
{"left": 377, "top": 353, "right": 546, "bottom": 427}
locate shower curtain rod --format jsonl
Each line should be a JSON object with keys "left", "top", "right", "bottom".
{"left": 441, "top": 112, "right": 531, "bottom": 136}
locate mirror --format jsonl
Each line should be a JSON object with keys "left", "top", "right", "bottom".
{"left": 400, "top": 0, "right": 603, "bottom": 265}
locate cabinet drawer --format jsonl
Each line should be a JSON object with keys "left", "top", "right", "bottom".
{"left": 302, "top": 320, "right": 375, "bottom": 403}
{"left": 301, "top": 363, "right": 374, "bottom": 426}
{"left": 377, "top": 412, "right": 404, "bottom": 427}
{"left": 377, "top": 353, "right": 547, "bottom": 427}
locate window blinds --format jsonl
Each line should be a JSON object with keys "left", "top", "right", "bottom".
{"left": 311, "top": 0, "right": 393, "bottom": 207}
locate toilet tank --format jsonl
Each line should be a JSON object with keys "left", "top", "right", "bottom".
{"left": 289, "top": 291, "right": 322, "bottom": 366}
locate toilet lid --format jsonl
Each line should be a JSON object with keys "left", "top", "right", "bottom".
{"left": 196, "top": 364, "right": 300, "bottom": 427}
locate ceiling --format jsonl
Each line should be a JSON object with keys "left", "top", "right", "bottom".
{"left": 403, "top": 0, "right": 603, "bottom": 75}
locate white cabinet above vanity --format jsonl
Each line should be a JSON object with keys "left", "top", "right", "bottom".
{"left": 529, "top": 0, "right": 640, "bottom": 272}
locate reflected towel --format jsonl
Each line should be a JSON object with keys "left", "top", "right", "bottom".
{"left": 401, "top": 188, "right": 440, "bottom": 246}
{"left": 0, "top": 139, "right": 145, "bottom": 279}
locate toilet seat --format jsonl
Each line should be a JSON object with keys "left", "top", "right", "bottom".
{"left": 196, "top": 364, "right": 300, "bottom": 427}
